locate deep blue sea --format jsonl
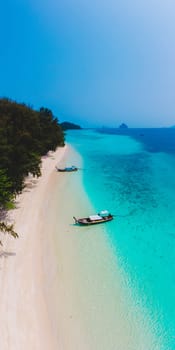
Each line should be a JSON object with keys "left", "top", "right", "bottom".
{"left": 67, "top": 128, "right": 175, "bottom": 349}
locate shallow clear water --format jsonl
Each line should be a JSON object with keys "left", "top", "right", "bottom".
{"left": 67, "top": 128, "right": 175, "bottom": 349}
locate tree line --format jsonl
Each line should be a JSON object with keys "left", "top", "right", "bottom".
{"left": 0, "top": 98, "right": 65, "bottom": 242}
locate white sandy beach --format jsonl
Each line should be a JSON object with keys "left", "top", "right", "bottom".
{"left": 0, "top": 146, "right": 69, "bottom": 350}
{"left": 0, "top": 144, "right": 159, "bottom": 350}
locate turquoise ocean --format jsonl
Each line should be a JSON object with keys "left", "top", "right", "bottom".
{"left": 67, "top": 128, "right": 175, "bottom": 349}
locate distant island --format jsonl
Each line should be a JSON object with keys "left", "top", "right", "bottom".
{"left": 119, "top": 123, "right": 128, "bottom": 129}
{"left": 60, "top": 121, "right": 82, "bottom": 130}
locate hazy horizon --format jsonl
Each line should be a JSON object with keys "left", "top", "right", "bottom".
{"left": 1, "top": 0, "right": 175, "bottom": 127}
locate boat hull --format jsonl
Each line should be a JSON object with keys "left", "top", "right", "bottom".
{"left": 57, "top": 168, "right": 78, "bottom": 172}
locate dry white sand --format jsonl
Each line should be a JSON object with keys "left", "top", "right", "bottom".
{"left": 0, "top": 146, "right": 69, "bottom": 350}
{"left": 0, "top": 145, "right": 160, "bottom": 350}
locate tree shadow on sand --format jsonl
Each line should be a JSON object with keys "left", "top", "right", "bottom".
{"left": 0, "top": 251, "right": 16, "bottom": 258}
{"left": 0, "top": 210, "right": 8, "bottom": 221}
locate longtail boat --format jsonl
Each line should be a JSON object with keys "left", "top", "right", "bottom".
{"left": 73, "top": 210, "right": 113, "bottom": 225}
{"left": 56, "top": 165, "right": 78, "bottom": 172}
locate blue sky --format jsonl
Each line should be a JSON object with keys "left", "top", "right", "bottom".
{"left": 0, "top": 0, "right": 175, "bottom": 127}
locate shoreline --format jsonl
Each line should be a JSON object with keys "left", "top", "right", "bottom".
{"left": 0, "top": 143, "right": 160, "bottom": 350}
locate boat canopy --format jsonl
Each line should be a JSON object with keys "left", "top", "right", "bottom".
{"left": 89, "top": 215, "right": 102, "bottom": 221}
{"left": 99, "top": 210, "right": 109, "bottom": 217}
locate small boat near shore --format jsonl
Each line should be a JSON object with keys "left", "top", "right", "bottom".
{"left": 73, "top": 210, "right": 113, "bottom": 225}
{"left": 56, "top": 165, "right": 78, "bottom": 172}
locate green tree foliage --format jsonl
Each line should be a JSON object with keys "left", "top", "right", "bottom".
{"left": 0, "top": 222, "right": 18, "bottom": 246}
{"left": 38, "top": 107, "right": 65, "bottom": 155}
{"left": 0, "top": 169, "right": 13, "bottom": 209}
{"left": 0, "top": 98, "right": 64, "bottom": 241}
{"left": 0, "top": 98, "right": 64, "bottom": 194}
